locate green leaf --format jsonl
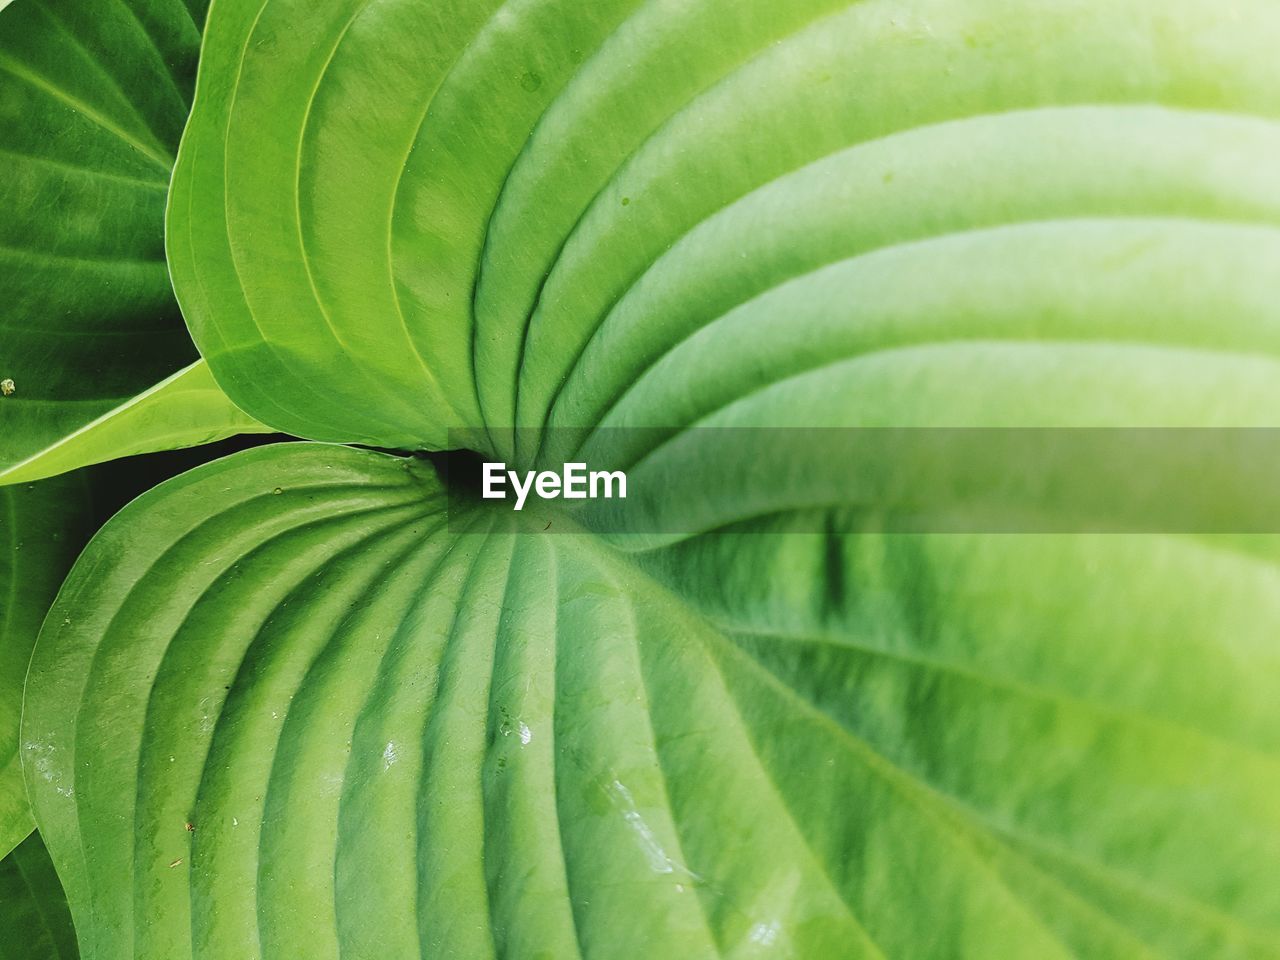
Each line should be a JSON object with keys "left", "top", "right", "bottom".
{"left": 0, "top": 473, "right": 95, "bottom": 859}
{"left": 169, "top": 0, "right": 1280, "bottom": 460}
{"left": 0, "top": 831, "right": 77, "bottom": 960}
{"left": 0, "top": 0, "right": 216, "bottom": 475}
{"left": 0, "top": 361, "right": 270, "bottom": 486}
{"left": 25, "top": 445, "right": 1280, "bottom": 959}
{"left": 0, "top": 444, "right": 269, "bottom": 864}
{"left": 53, "top": 0, "right": 1280, "bottom": 957}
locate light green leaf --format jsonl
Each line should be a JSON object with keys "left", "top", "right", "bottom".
{"left": 0, "top": 361, "right": 269, "bottom": 486}
{"left": 0, "top": 0, "right": 219, "bottom": 475}
{"left": 25, "top": 445, "right": 1280, "bottom": 960}
{"left": 0, "top": 831, "right": 77, "bottom": 960}
{"left": 169, "top": 0, "right": 1280, "bottom": 460}
{"left": 0, "top": 473, "right": 94, "bottom": 859}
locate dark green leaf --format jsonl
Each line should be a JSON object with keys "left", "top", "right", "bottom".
{"left": 0, "top": 831, "right": 77, "bottom": 960}
{"left": 0, "top": 0, "right": 248, "bottom": 478}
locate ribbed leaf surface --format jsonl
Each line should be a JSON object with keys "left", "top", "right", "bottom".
{"left": 25, "top": 445, "right": 1280, "bottom": 959}
{"left": 170, "top": 0, "right": 1280, "bottom": 459}
{"left": 24, "top": 1, "right": 1278, "bottom": 957}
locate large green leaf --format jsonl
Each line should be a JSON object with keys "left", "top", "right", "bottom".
{"left": 0, "top": 831, "right": 77, "bottom": 960}
{"left": 169, "top": 0, "right": 1280, "bottom": 459}
{"left": 0, "top": 0, "right": 260, "bottom": 479}
{"left": 0, "top": 473, "right": 94, "bottom": 859}
{"left": 25, "top": 444, "right": 1280, "bottom": 960}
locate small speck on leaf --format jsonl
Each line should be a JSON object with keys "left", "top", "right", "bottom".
{"left": 0, "top": 379, "right": 14, "bottom": 397}
{"left": 184, "top": 821, "right": 195, "bottom": 833}
{"left": 272, "top": 487, "right": 283, "bottom": 495}
{"left": 169, "top": 858, "right": 183, "bottom": 868}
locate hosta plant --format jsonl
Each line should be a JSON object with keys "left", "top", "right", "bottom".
{"left": 2, "top": 0, "right": 1280, "bottom": 958}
